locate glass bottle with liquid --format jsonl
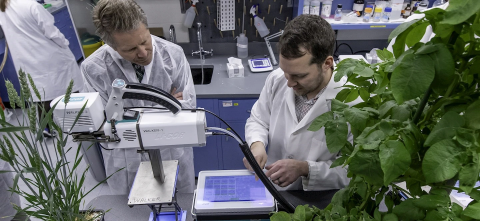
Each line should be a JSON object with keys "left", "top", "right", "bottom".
{"left": 381, "top": 7, "right": 392, "bottom": 22}
{"left": 353, "top": 0, "right": 365, "bottom": 17}
{"left": 373, "top": 7, "right": 382, "bottom": 22}
{"left": 403, "top": 3, "right": 411, "bottom": 18}
{"left": 334, "top": 4, "right": 343, "bottom": 21}
{"left": 310, "top": 0, "right": 321, "bottom": 15}
{"left": 363, "top": 6, "right": 373, "bottom": 22}
{"left": 303, "top": 0, "right": 310, "bottom": 14}
{"left": 321, "top": 0, "right": 332, "bottom": 18}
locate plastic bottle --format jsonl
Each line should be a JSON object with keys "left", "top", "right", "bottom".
{"left": 237, "top": 33, "right": 248, "bottom": 58}
{"left": 321, "top": 0, "right": 332, "bottom": 18}
{"left": 303, "top": 0, "right": 311, "bottom": 14}
{"left": 250, "top": 5, "right": 270, "bottom": 37}
{"left": 183, "top": 0, "right": 198, "bottom": 28}
{"left": 310, "top": 0, "right": 321, "bottom": 16}
{"left": 417, "top": 2, "right": 428, "bottom": 11}
{"left": 334, "top": 4, "right": 343, "bottom": 21}
{"left": 381, "top": 7, "right": 392, "bottom": 22}
{"left": 353, "top": 0, "right": 365, "bottom": 17}
{"left": 363, "top": 6, "right": 373, "bottom": 22}
{"left": 390, "top": 0, "right": 403, "bottom": 20}
{"left": 373, "top": 7, "right": 382, "bottom": 22}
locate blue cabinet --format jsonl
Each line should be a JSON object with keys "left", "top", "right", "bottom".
{"left": 52, "top": 7, "right": 83, "bottom": 61}
{"left": 0, "top": 40, "right": 21, "bottom": 102}
{"left": 192, "top": 98, "right": 258, "bottom": 174}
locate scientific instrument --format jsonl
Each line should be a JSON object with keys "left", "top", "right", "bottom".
{"left": 54, "top": 79, "right": 296, "bottom": 220}
{"left": 248, "top": 58, "right": 273, "bottom": 73}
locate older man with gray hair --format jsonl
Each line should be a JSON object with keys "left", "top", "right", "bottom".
{"left": 81, "top": 0, "right": 196, "bottom": 194}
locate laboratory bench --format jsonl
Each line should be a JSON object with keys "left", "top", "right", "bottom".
{"left": 86, "top": 190, "right": 338, "bottom": 221}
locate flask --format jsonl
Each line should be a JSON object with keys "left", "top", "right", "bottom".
{"left": 403, "top": 3, "right": 411, "bottom": 18}
{"left": 334, "top": 4, "right": 343, "bottom": 21}
{"left": 303, "top": 0, "right": 310, "bottom": 14}
{"left": 373, "top": 6, "right": 382, "bottom": 22}
{"left": 353, "top": 0, "right": 364, "bottom": 17}
{"left": 183, "top": 0, "right": 198, "bottom": 28}
{"left": 250, "top": 6, "right": 270, "bottom": 37}
{"left": 363, "top": 6, "right": 373, "bottom": 22}
{"left": 310, "top": 0, "right": 321, "bottom": 15}
{"left": 381, "top": 7, "right": 392, "bottom": 22}
{"left": 237, "top": 33, "right": 248, "bottom": 58}
{"left": 321, "top": 0, "right": 332, "bottom": 18}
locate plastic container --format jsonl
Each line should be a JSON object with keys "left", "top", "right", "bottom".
{"left": 363, "top": 6, "right": 373, "bottom": 22}
{"left": 353, "top": 0, "right": 364, "bottom": 17}
{"left": 254, "top": 16, "right": 269, "bottom": 37}
{"left": 390, "top": 0, "right": 403, "bottom": 20}
{"left": 183, "top": 3, "right": 197, "bottom": 28}
{"left": 303, "top": 0, "right": 311, "bottom": 14}
{"left": 237, "top": 33, "right": 248, "bottom": 58}
{"left": 381, "top": 7, "right": 392, "bottom": 22}
{"left": 321, "top": 0, "right": 332, "bottom": 18}
{"left": 334, "top": 4, "right": 343, "bottom": 21}
{"left": 310, "top": 0, "right": 321, "bottom": 15}
{"left": 373, "top": 7, "right": 382, "bottom": 22}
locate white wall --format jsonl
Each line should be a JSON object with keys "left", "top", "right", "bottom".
{"left": 67, "top": 0, "right": 190, "bottom": 42}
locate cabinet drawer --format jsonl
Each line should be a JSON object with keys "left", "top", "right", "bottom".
{"left": 217, "top": 99, "right": 257, "bottom": 122}
{"left": 53, "top": 8, "right": 69, "bottom": 29}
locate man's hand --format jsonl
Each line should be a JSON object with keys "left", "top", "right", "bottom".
{"left": 243, "top": 142, "right": 267, "bottom": 180}
{"left": 265, "top": 159, "right": 309, "bottom": 188}
{"left": 170, "top": 87, "right": 183, "bottom": 100}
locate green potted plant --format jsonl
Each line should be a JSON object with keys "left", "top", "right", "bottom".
{"left": 272, "top": 0, "right": 480, "bottom": 220}
{"left": 0, "top": 69, "right": 117, "bottom": 220}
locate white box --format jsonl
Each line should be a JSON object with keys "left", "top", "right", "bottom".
{"left": 227, "top": 63, "right": 244, "bottom": 78}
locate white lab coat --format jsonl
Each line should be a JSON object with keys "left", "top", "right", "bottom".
{"left": 81, "top": 35, "right": 196, "bottom": 194}
{"left": 246, "top": 68, "right": 352, "bottom": 191}
{"left": 0, "top": 0, "right": 83, "bottom": 101}
{"left": 0, "top": 160, "right": 21, "bottom": 221}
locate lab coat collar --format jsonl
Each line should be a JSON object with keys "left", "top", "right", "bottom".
{"left": 290, "top": 71, "right": 339, "bottom": 134}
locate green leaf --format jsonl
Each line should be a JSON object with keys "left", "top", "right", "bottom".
{"left": 463, "top": 201, "right": 480, "bottom": 219}
{"left": 308, "top": 111, "right": 334, "bottom": 132}
{"left": 415, "top": 44, "right": 439, "bottom": 55}
{"left": 425, "top": 111, "right": 465, "bottom": 146}
{"left": 336, "top": 89, "right": 351, "bottom": 102}
{"left": 385, "top": 194, "right": 394, "bottom": 212}
{"left": 441, "top": 0, "right": 480, "bottom": 25}
{"left": 379, "top": 101, "right": 396, "bottom": 118}
{"left": 390, "top": 53, "right": 435, "bottom": 104}
{"left": 469, "top": 189, "right": 480, "bottom": 201}
{"left": 379, "top": 141, "right": 411, "bottom": 186}
{"left": 359, "top": 88, "right": 370, "bottom": 102}
{"left": 406, "top": 21, "right": 429, "bottom": 47}
{"left": 353, "top": 65, "right": 375, "bottom": 78}
{"left": 389, "top": 19, "right": 420, "bottom": 42}
{"left": 464, "top": 100, "right": 480, "bottom": 130}
{"left": 0, "top": 126, "right": 30, "bottom": 133}
{"left": 271, "top": 211, "right": 291, "bottom": 221}
{"left": 424, "top": 210, "right": 447, "bottom": 221}
{"left": 413, "top": 194, "right": 449, "bottom": 210}
{"left": 379, "top": 120, "right": 394, "bottom": 136}
{"left": 383, "top": 213, "right": 398, "bottom": 221}
{"left": 393, "top": 199, "right": 426, "bottom": 220}
{"left": 349, "top": 150, "right": 384, "bottom": 186}
{"left": 376, "top": 49, "right": 394, "bottom": 62}
{"left": 293, "top": 205, "right": 306, "bottom": 221}
{"left": 429, "top": 44, "right": 455, "bottom": 95}
{"left": 459, "top": 162, "right": 479, "bottom": 194}
{"left": 344, "top": 108, "right": 368, "bottom": 131}
{"left": 331, "top": 99, "right": 349, "bottom": 112}
{"left": 455, "top": 129, "right": 476, "bottom": 148}
{"left": 452, "top": 203, "right": 463, "bottom": 217}
{"left": 330, "top": 155, "right": 348, "bottom": 168}
{"left": 374, "top": 209, "right": 381, "bottom": 221}
{"left": 345, "top": 89, "right": 359, "bottom": 103}
{"left": 325, "top": 118, "right": 348, "bottom": 153}
{"left": 473, "top": 11, "right": 480, "bottom": 36}
{"left": 391, "top": 105, "right": 411, "bottom": 122}
{"left": 335, "top": 59, "right": 358, "bottom": 82}
{"left": 400, "top": 132, "right": 418, "bottom": 155}
{"left": 392, "top": 28, "right": 411, "bottom": 58}
{"left": 422, "top": 139, "right": 466, "bottom": 183}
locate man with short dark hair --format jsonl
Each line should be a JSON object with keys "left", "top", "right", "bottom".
{"left": 81, "top": 0, "right": 195, "bottom": 195}
{"left": 244, "top": 15, "right": 351, "bottom": 190}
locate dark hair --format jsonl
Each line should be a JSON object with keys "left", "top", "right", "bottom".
{"left": 1, "top": 0, "right": 9, "bottom": 12}
{"left": 278, "top": 14, "right": 335, "bottom": 65}
{"left": 92, "top": 0, "right": 148, "bottom": 48}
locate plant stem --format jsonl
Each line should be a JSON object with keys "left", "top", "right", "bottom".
{"left": 391, "top": 183, "right": 412, "bottom": 197}
{"left": 413, "top": 85, "right": 432, "bottom": 124}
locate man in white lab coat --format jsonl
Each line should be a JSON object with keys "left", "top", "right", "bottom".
{"left": 244, "top": 15, "right": 351, "bottom": 191}
{"left": 81, "top": 0, "right": 196, "bottom": 194}
{"left": 0, "top": 0, "right": 84, "bottom": 137}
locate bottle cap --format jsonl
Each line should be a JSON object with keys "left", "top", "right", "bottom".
{"left": 364, "top": 7, "right": 373, "bottom": 13}
{"left": 338, "top": 4, "right": 342, "bottom": 8}
{"left": 384, "top": 7, "right": 392, "bottom": 12}
{"left": 374, "top": 7, "right": 382, "bottom": 12}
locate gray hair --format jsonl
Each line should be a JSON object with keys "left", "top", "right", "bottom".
{"left": 92, "top": 0, "right": 148, "bottom": 48}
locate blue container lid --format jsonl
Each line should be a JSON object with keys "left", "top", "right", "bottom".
{"left": 384, "top": 7, "right": 392, "bottom": 12}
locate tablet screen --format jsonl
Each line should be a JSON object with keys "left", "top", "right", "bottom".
{"left": 203, "top": 175, "right": 266, "bottom": 202}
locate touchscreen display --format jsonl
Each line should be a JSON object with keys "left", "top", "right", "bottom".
{"left": 253, "top": 60, "right": 265, "bottom": 66}
{"left": 203, "top": 175, "right": 266, "bottom": 202}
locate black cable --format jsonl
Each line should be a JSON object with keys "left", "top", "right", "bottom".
{"left": 336, "top": 43, "right": 354, "bottom": 55}
{"left": 211, "top": 132, "right": 235, "bottom": 139}
{"left": 354, "top": 50, "right": 371, "bottom": 54}
{"left": 240, "top": 142, "right": 295, "bottom": 213}
{"left": 98, "top": 143, "right": 114, "bottom": 151}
